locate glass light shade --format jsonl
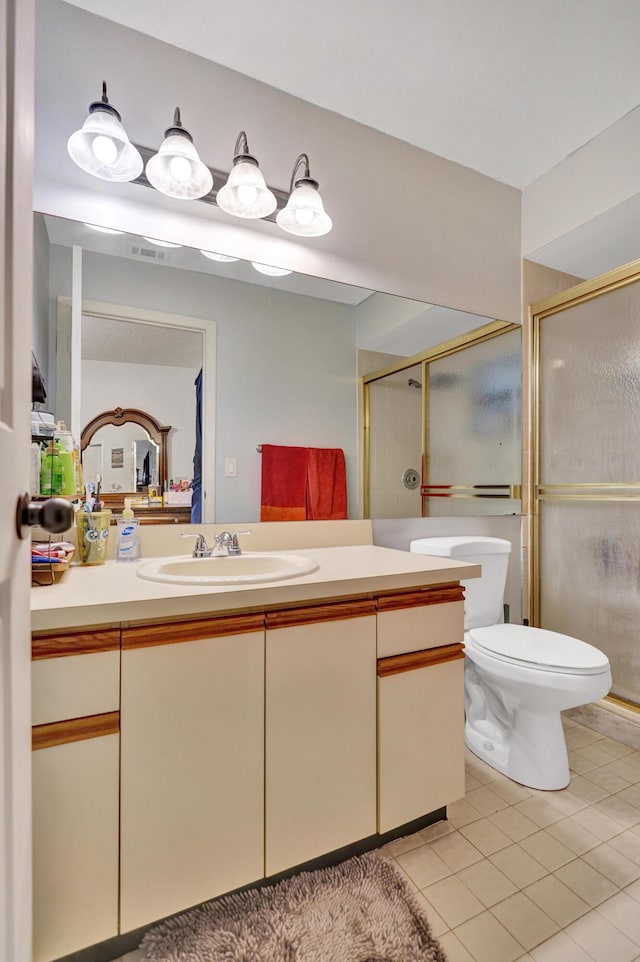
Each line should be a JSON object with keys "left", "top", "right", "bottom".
{"left": 146, "top": 133, "right": 213, "bottom": 200}
{"left": 276, "top": 182, "right": 332, "bottom": 237}
{"left": 67, "top": 106, "right": 143, "bottom": 182}
{"left": 200, "top": 250, "right": 240, "bottom": 262}
{"left": 142, "top": 237, "right": 182, "bottom": 248}
{"left": 83, "top": 224, "right": 125, "bottom": 235}
{"left": 251, "top": 262, "right": 292, "bottom": 277}
{"left": 217, "top": 162, "right": 277, "bottom": 219}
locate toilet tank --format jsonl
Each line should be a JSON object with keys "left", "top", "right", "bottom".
{"left": 409, "top": 536, "right": 511, "bottom": 630}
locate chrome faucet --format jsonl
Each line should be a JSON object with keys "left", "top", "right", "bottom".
{"left": 213, "top": 530, "right": 252, "bottom": 556}
{"left": 181, "top": 530, "right": 251, "bottom": 558}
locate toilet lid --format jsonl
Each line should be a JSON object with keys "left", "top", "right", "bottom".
{"left": 467, "top": 624, "right": 610, "bottom": 674}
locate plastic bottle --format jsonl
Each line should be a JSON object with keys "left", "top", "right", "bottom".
{"left": 116, "top": 498, "right": 141, "bottom": 562}
{"left": 40, "top": 442, "right": 62, "bottom": 496}
{"left": 55, "top": 421, "right": 77, "bottom": 495}
{"left": 30, "top": 442, "right": 41, "bottom": 496}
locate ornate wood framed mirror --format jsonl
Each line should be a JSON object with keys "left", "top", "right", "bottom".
{"left": 80, "top": 407, "right": 180, "bottom": 517}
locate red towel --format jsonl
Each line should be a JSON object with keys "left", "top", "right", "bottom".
{"left": 260, "top": 445, "right": 348, "bottom": 521}
{"left": 306, "top": 448, "right": 348, "bottom": 520}
{"left": 260, "top": 444, "right": 309, "bottom": 522}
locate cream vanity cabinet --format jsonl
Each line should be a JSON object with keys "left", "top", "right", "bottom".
{"left": 119, "top": 614, "right": 265, "bottom": 931}
{"left": 376, "top": 586, "right": 466, "bottom": 834}
{"left": 264, "top": 600, "right": 377, "bottom": 876}
{"left": 31, "top": 576, "right": 468, "bottom": 959}
{"left": 31, "top": 628, "right": 121, "bottom": 962}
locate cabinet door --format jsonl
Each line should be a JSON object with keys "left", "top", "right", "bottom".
{"left": 265, "top": 602, "right": 377, "bottom": 876}
{"left": 378, "top": 645, "right": 465, "bottom": 833}
{"left": 120, "top": 617, "right": 264, "bottom": 931}
{"left": 32, "top": 720, "right": 120, "bottom": 962}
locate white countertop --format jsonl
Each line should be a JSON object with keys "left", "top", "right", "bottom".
{"left": 31, "top": 545, "right": 479, "bottom": 632}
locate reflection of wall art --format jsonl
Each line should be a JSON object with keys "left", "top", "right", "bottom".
{"left": 111, "top": 447, "right": 124, "bottom": 469}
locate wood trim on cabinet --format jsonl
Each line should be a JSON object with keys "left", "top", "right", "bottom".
{"left": 377, "top": 643, "right": 465, "bottom": 677}
{"left": 375, "top": 585, "right": 464, "bottom": 612}
{"left": 265, "top": 599, "right": 377, "bottom": 630}
{"left": 32, "top": 711, "right": 120, "bottom": 751}
{"left": 32, "top": 628, "right": 120, "bottom": 660}
{"left": 122, "top": 613, "right": 265, "bottom": 650}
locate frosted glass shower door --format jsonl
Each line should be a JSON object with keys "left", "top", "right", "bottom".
{"left": 367, "top": 364, "right": 423, "bottom": 518}
{"left": 425, "top": 329, "right": 521, "bottom": 516}
{"left": 536, "top": 276, "right": 640, "bottom": 706}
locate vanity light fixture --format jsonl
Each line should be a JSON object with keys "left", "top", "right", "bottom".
{"left": 200, "top": 250, "right": 240, "bottom": 262}
{"left": 251, "top": 262, "right": 293, "bottom": 277}
{"left": 276, "top": 153, "right": 332, "bottom": 237}
{"left": 216, "top": 131, "right": 277, "bottom": 219}
{"left": 69, "top": 88, "right": 332, "bottom": 237}
{"left": 145, "top": 108, "right": 213, "bottom": 200}
{"left": 67, "top": 82, "right": 143, "bottom": 182}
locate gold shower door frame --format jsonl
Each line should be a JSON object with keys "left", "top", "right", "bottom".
{"left": 362, "top": 320, "right": 520, "bottom": 518}
{"left": 528, "top": 255, "right": 640, "bottom": 713}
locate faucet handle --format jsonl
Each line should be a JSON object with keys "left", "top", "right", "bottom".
{"left": 180, "top": 532, "right": 208, "bottom": 557}
{"left": 230, "top": 529, "right": 252, "bottom": 553}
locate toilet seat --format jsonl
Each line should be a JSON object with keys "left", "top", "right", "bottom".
{"left": 467, "top": 624, "right": 610, "bottom": 675}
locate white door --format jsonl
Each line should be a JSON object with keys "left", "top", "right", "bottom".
{"left": 1, "top": 3, "right": 35, "bottom": 962}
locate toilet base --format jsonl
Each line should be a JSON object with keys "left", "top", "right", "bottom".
{"left": 465, "top": 707, "right": 571, "bottom": 791}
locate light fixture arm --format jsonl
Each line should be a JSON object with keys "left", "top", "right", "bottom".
{"left": 88, "top": 80, "right": 121, "bottom": 121}
{"left": 288, "top": 153, "right": 318, "bottom": 193}
{"left": 162, "top": 106, "right": 194, "bottom": 143}
{"left": 232, "top": 130, "right": 258, "bottom": 167}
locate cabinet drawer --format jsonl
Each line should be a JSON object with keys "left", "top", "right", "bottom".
{"left": 377, "top": 590, "right": 464, "bottom": 658}
{"left": 32, "top": 629, "right": 120, "bottom": 725}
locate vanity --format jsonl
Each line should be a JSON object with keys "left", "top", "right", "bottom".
{"left": 31, "top": 527, "right": 478, "bottom": 962}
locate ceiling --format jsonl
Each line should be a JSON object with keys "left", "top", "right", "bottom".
{"left": 61, "top": 0, "right": 640, "bottom": 190}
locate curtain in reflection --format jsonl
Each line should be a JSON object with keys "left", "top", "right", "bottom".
{"left": 191, "top": 368, "right": 202, "bottom": 524}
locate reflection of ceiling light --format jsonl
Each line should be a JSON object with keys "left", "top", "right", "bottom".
{"left": 67, "top": 82, "right": 143, "bottom": 182}
{"left": 251, "top": 262, "right": 292, "bottom": 277}
{"left": 276, "top": 153, "right": 332, "bottom": 237}
{"left": 142, "top": 237, "right": 182, "bottom": 248}
{"left": 145, "top": 108, "right": 213, "bottom": 200}
{"left": 200, "top": 250, "right": 240, "bottom": 262}
{"left": 83, "top": 223, "right": 125, "bottom": 235}
{"left": 216, "top": 132, "right": 277, "bottom": 220}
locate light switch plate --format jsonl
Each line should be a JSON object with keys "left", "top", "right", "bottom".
{"left": 224, "top": 458, "right": 237, "bottom": 478}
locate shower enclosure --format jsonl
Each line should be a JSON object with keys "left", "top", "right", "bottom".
{"left": 363, "top": 322, "right": 522, "bottom": 519}
{"left": 531, "top": 261, "right": 640, "bottom": 709}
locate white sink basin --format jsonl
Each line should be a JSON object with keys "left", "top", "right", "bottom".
{"left": 137, "top": 552, "right": 319, "bottom": 586}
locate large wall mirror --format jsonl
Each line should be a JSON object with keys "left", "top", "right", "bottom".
{"left": 33, "top": 213, "right": 522, "bottom": 524}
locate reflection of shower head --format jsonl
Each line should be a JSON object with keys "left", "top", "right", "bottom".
{"left": 408, "top": 378, "right": 422, "bottom": 389}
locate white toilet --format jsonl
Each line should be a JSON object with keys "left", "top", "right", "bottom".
{"left": 409, "top": 536, "right": 611, "bottom": 790}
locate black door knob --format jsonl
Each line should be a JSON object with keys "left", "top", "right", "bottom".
{"left": 16, "top": 493, "right": 74, "bottom": 539}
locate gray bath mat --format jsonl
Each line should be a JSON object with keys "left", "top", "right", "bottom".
{"left": 140, "top": 851, "right": 447, "bottom": 961}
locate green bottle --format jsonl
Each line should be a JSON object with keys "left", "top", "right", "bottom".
{"left": 40, "top": 442, "right": 63, "bottom": 496}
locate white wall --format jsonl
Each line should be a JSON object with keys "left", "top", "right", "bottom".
{"left": 523, "top": 104, "right": 640, "bottom": 260}
{"left": 81, "top": 360, "right": 198, "bottom": 483}
{"left": 49, "top": 245, "right": 358, "bottom": 522}
{"left": 34, "top": 0, "right": 522, "bottom": 325}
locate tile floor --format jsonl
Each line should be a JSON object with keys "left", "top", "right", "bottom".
{"left": 381, "top": 715, "right": 640, "bottom": 962}
{"left": 118, "top": 715, "right": 640, "bottom": 962}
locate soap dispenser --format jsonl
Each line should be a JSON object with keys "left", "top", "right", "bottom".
{"left": 116, "top": 498, "right": 140, "bottom": 561}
